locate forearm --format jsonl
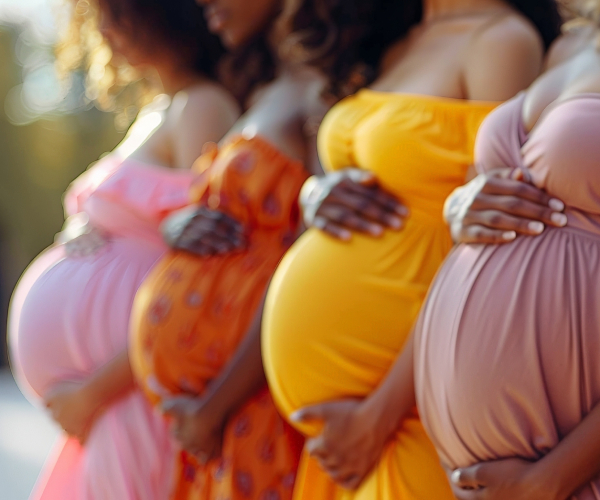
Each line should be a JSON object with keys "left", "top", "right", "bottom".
{"left": 531, "top": 402, "right": 600, "bottom": 499}
{"left": 198, "top": 299, "right": 267, "bottom": 421}
{"left": 363, "top": 333, "right": 416, "bottom": 439}
{"left": 85, "top": 350, "right": 135, "bottom": 408}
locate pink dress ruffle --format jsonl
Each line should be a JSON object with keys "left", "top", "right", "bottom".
{"left": 9, "top": 154, "right": 193, "bottom": 500}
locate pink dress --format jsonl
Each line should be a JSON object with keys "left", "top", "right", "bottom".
{"left": 9, "top": 154, "right": 193, "bottom": 500}
{"left": 414, "top": 93, "right": 600, "bottom": 499}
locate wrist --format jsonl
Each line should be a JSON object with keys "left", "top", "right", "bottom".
{"left": 196, "top": 386, "right": 230, "bottom": 426}
{"left": 360, "top": 392, "right": 400, "bottom": 444}
{"left": 523, "top": 459, "right": 567, "bottom": 500}
{"left": 79, "top": 379, "right": 105, "bottom": 413}
{"left": 85, "top": 372, "right": 129, "bottom": 410}
{"left": 192, "top": 396, "right": 228, "bottom": 432}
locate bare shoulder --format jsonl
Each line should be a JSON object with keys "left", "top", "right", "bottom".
{"left": 464, "top": 12, "right": 544, "bottom": 101}
{"left": 380, "top": 36, "right": 410, "bottom": 75}
{"left": 253, "top": 65, "right": 327, "bottom": 119}
{"left": 170, "top": 81, "right": 240, "bottom": 125}
{"left": 545, "top": 24, "right": 595, "bottom": 70}
{"left": 470, "top": 12, "right": 544, "bottom": 64}
{"left": 225, "top": 66, "right": 328, "bottom": 163}
{"left": 165, "top": 82, "right": 241, "bottom": 163}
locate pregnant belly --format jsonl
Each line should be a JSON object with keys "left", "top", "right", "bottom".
{"left": 263, "top": 221, "right": 451, "bottom": 433}
{"left": 10, "top": 238, "right": 164, "bottom": 399}
{"left": 414, "top": 226, "right": 600, "bottom": 469}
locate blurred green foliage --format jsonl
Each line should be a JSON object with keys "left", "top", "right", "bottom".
{"left": 0, "top": 25, "right": 123, "bottom": 364}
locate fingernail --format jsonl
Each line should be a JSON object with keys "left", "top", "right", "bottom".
{"left": 395, "top": 206, "right": 409, "bottom": 216}
{"left": 528, "top": 221, "right": 545, "bottom": 234}
{"left": 289, "top": 411, "right": 300, "bottom": 422}
{"left": 503, "top": 231, "right": 517, "bottom": 241}
{"left": 549, "top": 199, "right": 565, "bottom": 211}
{"left": 550, "top": 213, "right": 568, "bottom": 227}
{"left": 387, "top": 216, "right": 403, "bottom": 230}
{"left": 313, "top": 217, "right": 326, "bottom": 230}
{"left": 369, "top": 225, "right": 384, "bottom": 236}
{"left": 340, "top": 229, "right": 352, "bottom": 241}
{"left": 450, "top": 470, "right": 461, "bottom": 484}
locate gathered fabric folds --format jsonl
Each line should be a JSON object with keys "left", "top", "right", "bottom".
{"left": 414, "top": 94, "right": 600, "bottom": 499}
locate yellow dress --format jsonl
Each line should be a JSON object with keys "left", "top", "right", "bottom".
{"left": 262, "top": 90, "right": 497, "bottom": 500}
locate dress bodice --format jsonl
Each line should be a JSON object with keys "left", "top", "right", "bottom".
{"left": 475, "top": 93, "right": 600, "bottom": 233}
{"left": 65, "top": 154, "right": 193, "bottom": 245}
{"left": 318, "top": 90, "right": 497, "bottom": 218}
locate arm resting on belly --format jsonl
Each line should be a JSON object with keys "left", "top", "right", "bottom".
{"left": 291, "top": 334, "right": 417, "bottom": 490}
{"left": 85, "top": 350, "right": 136, "bottom": 406}
{"left": 45, "top": 350, "right": 135, "bottom": 443}
{"left": 366, "top": 332, "right": 417, "bottom": 430}
{"left": 162, "top": 300, "right": 267, "bottom": 461}
{"left": 450, "top": 401, "right": 600, "bottom": 499}
{"left": 195, "top": 299, "right": 266, "bottom": 421}
{"left": 531, "top": 401, "right": 600, "bottom": 499}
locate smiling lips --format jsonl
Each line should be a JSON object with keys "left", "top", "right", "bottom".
{"left": 204, "top": 5, "right": 228, "bottom": 33}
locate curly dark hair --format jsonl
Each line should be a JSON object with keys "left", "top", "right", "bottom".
{"left": 98, "top": 0, "right": 225, "bottom": 78}
{"left": 56, "top": 0, "right": 226, "bottom": 128}
{"left": 277, "top": 0, "right": 562, "bottom": 100}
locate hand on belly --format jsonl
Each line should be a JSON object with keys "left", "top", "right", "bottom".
{"left": 45, "top": 379, "right": 105, "bottom": 444}
{"left": 291, "top": 397, "right": 390, "bottom": 491}
{"left": 449, "top": 457, "right": 560, "bottom": 500}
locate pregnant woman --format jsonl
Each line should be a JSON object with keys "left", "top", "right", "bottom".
{"left": 262, "top": 0, "right": 561, "bottom": 498}
{"left": 128, "top": 0, "right": 329, "bottom": 498}
{"left": 8, "top": 1, "right": 238, "bottom": 498}
{"left": 414, "top": 5, "right": 600, "bottom": 499}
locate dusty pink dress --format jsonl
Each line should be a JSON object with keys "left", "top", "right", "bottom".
{"left": 414, "top": 93, "right": 600, "bottom": 498}
{"left": 9, "top": 153, "right": 193, "bottom": 500}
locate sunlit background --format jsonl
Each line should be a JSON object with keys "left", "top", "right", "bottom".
{"left": 0, "top": 0, "right": 123, "bottom": 497}
{"left": 0, "top": 0, "right": 123, "bottom": 363}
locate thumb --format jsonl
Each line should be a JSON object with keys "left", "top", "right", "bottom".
{"left": 451, "top": 465, "right": 485, "bottom": 490}
{"left": 290, "top": 402, "right": 331, "bottom": 424}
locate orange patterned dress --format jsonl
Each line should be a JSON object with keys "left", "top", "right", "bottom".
{"left": 129, "top": 135, "right": 306, "bottom": 500}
